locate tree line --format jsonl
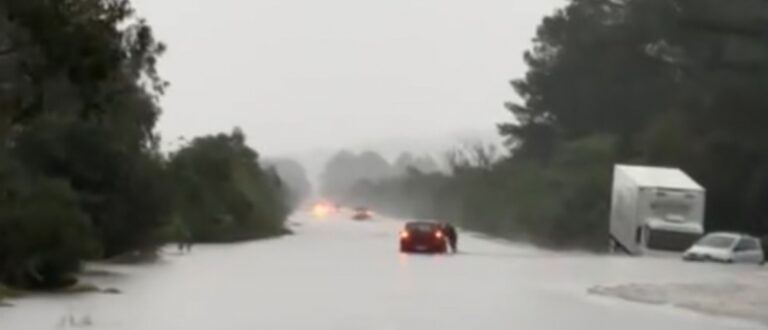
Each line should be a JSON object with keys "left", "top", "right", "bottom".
{"left": 337, "top": 0, "right": 768, "bottom": 250}
{"left": 319, "top": 150, "right": 439, "bottom": 201}
{"left": 0, "top": 0, "right": 290, "bottom": 290}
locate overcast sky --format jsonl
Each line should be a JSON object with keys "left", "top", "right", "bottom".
{"left": 131, "top": 0, "right": 564, "bottom": 157}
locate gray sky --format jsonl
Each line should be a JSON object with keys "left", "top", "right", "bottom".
{"left": 131, "top": 0, "right": 564, "bottom": 156}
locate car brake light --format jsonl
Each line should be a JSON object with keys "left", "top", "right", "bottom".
{"left": 435, "top": 231, "right": 444, "bottom": 239}
{"left": 400, "top": 230, "right": 410, "bottom": 239}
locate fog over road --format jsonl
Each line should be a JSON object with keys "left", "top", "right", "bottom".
{"left": 1, "top": 212, "right": 765, "bottom": 329}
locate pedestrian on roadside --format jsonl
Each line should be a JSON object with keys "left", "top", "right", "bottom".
{"left": 183, "top": 236, "right": 194, "bottom": 253}
{"left": 175, "top": 221, "right": 194, "bottom": 254}
{"left": 181, "top": 226, "right": 194, "bottom": 253}
{"left": 442, "top": 223, "right": 458, "bottom": 253}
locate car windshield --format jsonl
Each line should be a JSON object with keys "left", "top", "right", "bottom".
{"left": 695, "top": 235, "right": 737, "bottom": 249}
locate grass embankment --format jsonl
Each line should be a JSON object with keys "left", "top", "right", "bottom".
{"left": 0, "top": 283, "right": 20, "bottom": 307}
{"left": 0, "top": 276, "right": 123, "bottom": 308}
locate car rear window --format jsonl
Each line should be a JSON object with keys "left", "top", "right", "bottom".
{"left": 406, "top": 223, "right": 439, "bottom": 232}
{"left": 735, "top": 238, "right": 760, "bottom": 251}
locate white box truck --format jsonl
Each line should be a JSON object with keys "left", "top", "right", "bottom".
{"left": 610, "top": 165, "right": 706, "bottom": 255}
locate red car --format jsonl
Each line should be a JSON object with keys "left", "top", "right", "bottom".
{"left": 399, "top": 221, "right": 447, "bottom": 253}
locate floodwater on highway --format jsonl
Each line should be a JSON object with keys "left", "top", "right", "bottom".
{"left": 1, "top": 212, "right": 765, "bottom": 330}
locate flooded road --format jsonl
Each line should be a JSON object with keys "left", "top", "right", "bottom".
{"left": 1, "top": 212, "right": 765, "bottom": 329}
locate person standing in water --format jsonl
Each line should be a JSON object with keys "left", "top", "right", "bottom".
{"left": 176, "top": 221, "right": 194, "bottom": 254}
{"left": 442, "top": 223, "right": 458, "bottom": 253}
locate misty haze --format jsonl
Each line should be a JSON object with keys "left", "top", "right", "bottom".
{"left": 1, "top": 0, "right": 767, "bottom": 329}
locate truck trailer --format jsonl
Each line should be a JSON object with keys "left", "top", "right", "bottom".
{"left": 609, "top": 165, "right": 706, "bottom": 255}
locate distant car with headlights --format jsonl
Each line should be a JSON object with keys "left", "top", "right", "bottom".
{"left": 683, "top": 232, "right": 764, "bottom": 265}
{"left": 352, "top": 207, "right": 373, "bottom": 220}
{"left": 399, "top": 221, "right": 447, "bottom": 253}
{"left": 310, "top": 201, "right": 338, "bottom": 218}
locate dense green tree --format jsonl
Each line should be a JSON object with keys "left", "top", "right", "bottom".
{"left": 0, "top": 0, "right": 165, "bottom": 137}
{"left": 0, "top": 0, "right": 170, "bottom": 287}
{"left": 12, "top": 117, "right": 172, "bottom": 257}
{"left": 504, "top": 0, "right": 768, "bottom": 236}
{"left": 169, "top": 130, "right": 289, "bottom": 242}
{"left": 0, "top": 154, "right": 95, "bottom": 288}
{"left": 501, "top": 0, "right": 680, "bottom": 159}
{"left": 0, "top": 0, "right": 170, "bottom": 258}
{"left": 0, "top": 0, "right": 291, "bottom": 290}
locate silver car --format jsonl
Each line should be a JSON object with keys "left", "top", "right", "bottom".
{"left": 683, "top": 232, "right": 765, "bottom": 265}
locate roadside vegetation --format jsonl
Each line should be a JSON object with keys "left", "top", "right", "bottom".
{"left": 338, "top": 0, "right": 768, "bottom": 251}
{"left": 168, "top": 130, "right": 290, "bottom": 242}
{"left": 0, "top": 0, "right": 290, "bottom": 292}
{"left": 0, "top": 283, "right": 18, "bottom": 306}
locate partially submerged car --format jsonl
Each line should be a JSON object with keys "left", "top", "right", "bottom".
{"left": 352, "top": 207, "right": 373, "bottom": 220}
{"left": 683, "top": 232, "right": 765, "bottom": 265}
{"left": 399, "top": 221, "right": 447, "bottom": 253}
